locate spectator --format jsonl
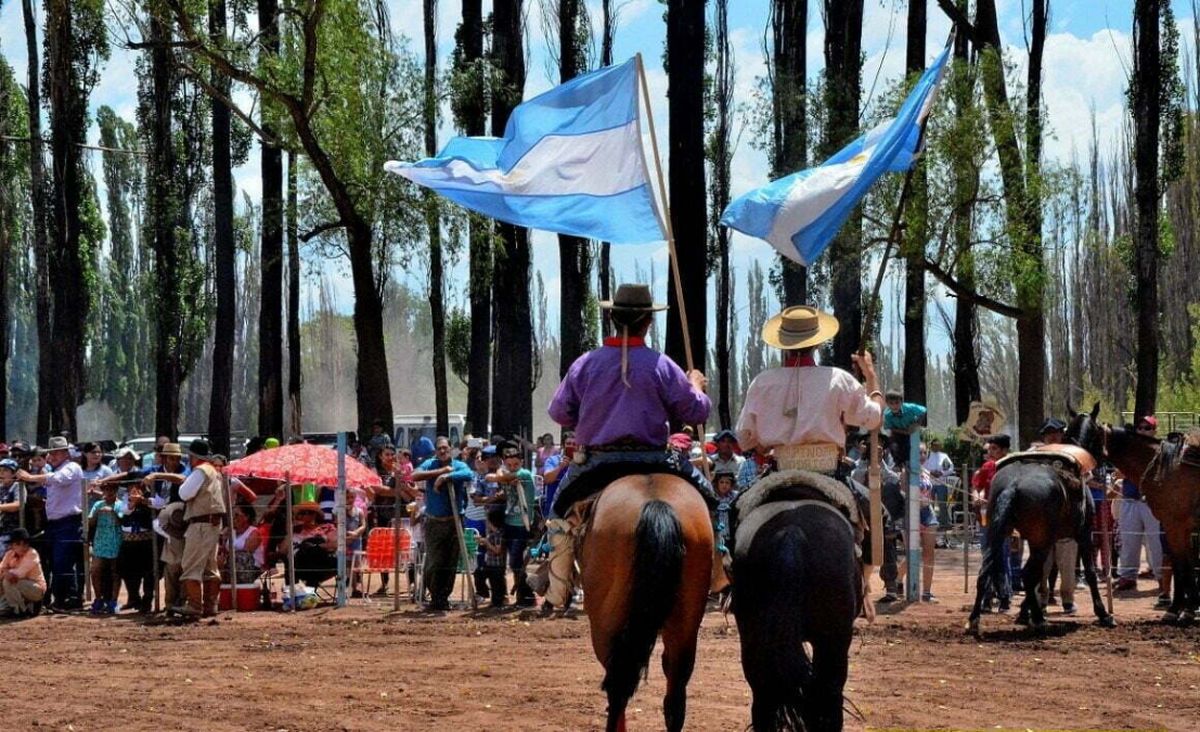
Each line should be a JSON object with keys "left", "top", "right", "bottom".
{"left": 291, "top": 500, "right": 338, "bottom": 588}
{"left": 488, "top": 446, "right": 539, "bottom": 607}
{"left": 79, "top": 441, "right": 114, "bottom": 497}
{"left": 142, "top": 442, "right": 189, "bottom": 504}
{"left": 922, "top": 439, "right": 955, "bottom": 534}
{"left": 345, "top": 497, "right": 368, "bottom": 597}
{"left": 0, "top": 459, "right": 20, "bottom": 556}
{"left": 710, "top": 430, "right": 745, "bottom": 477}
{"left": 466, "top": 446, "right": 501, "bottom": 596}
{"left": 367, "top": 419, "right": 394, "bottom": 466}
{"left": 713, "top": 471, "right": 739, "bottom": 553}
{"left": 476, "top": 509, "right": 508, "bottom": 608}
{"left": 971, "top": 433, "right": 1014, "bottom": 610}
{"left": 540, "top": 433, "right": 576, "bottom": 518}
{"left": 117, "top": 483, "right": 155, "bottom": 613}
{"left": 737, "top": 446, "right": 774, "bottom": 490}
{"left": 1115, "top": 416, "right": 1164, "bottom": 593}
{"left": 884, "top": 391, "right": 927, "bottom": 469}
{"left": 16, "top": 436, "right": 86, "bottom": 611}
{"left": 141, "top": 443, "right": 189, "bottom": 610}
{"left": 0, "top": 528, "right": 46, "bottom": 617}
{"left": 176, "top": 439, "right": 226, "bottom": 619}
{"left": 535, "top": 433, "right": 558, "bottom": 470}
{"left": 368, "top": 445, "right": 400, "bottom": 597}
{"left": 895, "top": 468, "right": 940, "bottom": 602}
{"left": 87, "top": 482, "right": 124, "bottom": 615}
{"left": 410, "top": 436, "right": 473, "bottom": 612}
{"left": 1036, "top": 418, "right": 1077, "bottom": 613}
{"left": 223, "top": 504, "right": 264, "bottom": 585}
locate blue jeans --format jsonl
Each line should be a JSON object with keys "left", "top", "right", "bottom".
{"left": 503, "top": 524, "right": 529, "bottom": 571}
{"left": 46, "top": 517, "right": 84, "bottom": 608}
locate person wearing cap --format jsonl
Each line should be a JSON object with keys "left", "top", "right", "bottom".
{"left": 485, "top": 445, "right": 540, "bottom": 607}
{"left": 0, "top": 459, "right": 22, "bottom": 556}
{"left": 709, "top": 430, "right": 745, "bottom": 477}
{"left": 411, "top": 436, "right": 475, "bottom": 611}
{"left": 970, "top": 433, "right": 1016, "bottom": 608}
{"left": 1115, "top": 416, "right": 1165, "bottom": 594}
{"left": 466, "top": 445, "right": 502, "bottom": 597}
{"left": 545, "top": 283, "right": 712, "bottom": 608}
{"left": 1039, "top": 418, "right": 1067, "bottom": 446}
{"left": 16, "top": 436, "right": 86, "bottom": 611}
{"left": 174, "top": 439, "right": 227, "bottom": 618}
{"left": 0, "top": 528, "right": 46, "bottom": 617}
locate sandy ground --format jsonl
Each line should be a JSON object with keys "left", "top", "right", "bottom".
{"left": 3, "top": 549, "right": 1199, "bottom": 731}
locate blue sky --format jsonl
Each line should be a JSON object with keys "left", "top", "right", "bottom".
{"left": 0, "top": 1, "right": 1167, "bottom": 361}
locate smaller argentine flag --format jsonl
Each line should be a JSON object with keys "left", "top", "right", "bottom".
{"left": 385, "top": 57, "right": 665, "bottom": 245}
{"left": 720, "top": 43, "right": 952, "bottom": 265}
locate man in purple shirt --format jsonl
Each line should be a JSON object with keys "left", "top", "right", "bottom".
{"left": 543, "top": 284, "right": 713, "bottom": 609}
{"left": 17, "top": 436, "right": 86, "bottom": 610}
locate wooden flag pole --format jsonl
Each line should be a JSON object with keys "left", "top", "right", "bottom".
{"left": 636, "top": 54, "right": 711, "bottom": 475}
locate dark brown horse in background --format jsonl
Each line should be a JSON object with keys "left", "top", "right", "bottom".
{"left": 579, "top": 474, "right": 714, "bottom": 732}
{"left": 1070, "top": 413, "right": 1200, "bottom": 623}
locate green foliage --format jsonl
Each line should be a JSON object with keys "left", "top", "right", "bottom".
{"left": 445, "top": 307, "right": 471, "bottom": 386}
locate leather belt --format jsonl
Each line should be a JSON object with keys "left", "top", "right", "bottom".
{"left": 187, "top": 514, "right": 223, "bottom": 526}
{"left": 774, "top": 443, "right": 842, "bottom": 473}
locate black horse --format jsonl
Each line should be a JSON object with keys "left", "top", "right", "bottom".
{"left": 730, "top": 471, "right": 862, "bottom": 731}
{"left": 967, "top": 404, "right": 1116, "bottom": 634}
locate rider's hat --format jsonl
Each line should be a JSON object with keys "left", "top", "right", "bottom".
{"left": 599, "top": 283, "right": 667, "bottom": 313}
{"left": 762, "top": 306, "right": 839, "bottom": 350}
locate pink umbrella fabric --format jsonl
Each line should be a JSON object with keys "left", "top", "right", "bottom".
{"left": 223, "top": 443, "right": 383, "bottom": 490}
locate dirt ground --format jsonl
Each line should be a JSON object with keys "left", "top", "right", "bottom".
{"left": 4, "top": 549, "right": 1199, "bottom": 731}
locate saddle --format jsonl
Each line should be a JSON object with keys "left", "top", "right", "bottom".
{"left": 728, "top": 469, "right": 868, "bottom": 560}
{"left": 551, "top": 458, "right": 718, "bottom": 518}
{"left": 996, "top": 444, "right": 1095, "bottom": 493}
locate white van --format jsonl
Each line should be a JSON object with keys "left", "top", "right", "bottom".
{"left": 393, "top": 414, "right": 467, "bottom": 450}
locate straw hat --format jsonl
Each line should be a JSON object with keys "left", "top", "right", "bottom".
{"left": 761, "top": 306, "right": 839, "bottom": 350}
{"left": 599, "top": 283, "right": 667, "bottom": 313}
{"left": 157, "top": 443, "right": 183, "bottom": 457}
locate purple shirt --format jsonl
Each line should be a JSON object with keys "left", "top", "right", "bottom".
{"left": 549, "top": 343, "right": 710, "bottom": 447}
{"left": 44, "top": 460, "right": 85, "bottom": 521}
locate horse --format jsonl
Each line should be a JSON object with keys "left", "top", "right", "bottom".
{"left": 729, "top": 471, "right": 862, "bottom": 731}
{"left": 578, "top": 474, "right": 714, "bottom": 732}
{"left": 967, "top": 404, "right": 1115, "bottom": 634}
{"left": 1070, "top": 414, "right": 1200, "bottom": 623}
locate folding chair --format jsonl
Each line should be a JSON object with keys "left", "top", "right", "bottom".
{"left": 458, "top": 528, "right": 479, "bottom": 603}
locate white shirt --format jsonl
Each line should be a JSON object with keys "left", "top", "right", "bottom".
{"left": 736, "top": 365, "right": 882, "bottom": 450}
{"left": 711, "top": 454, "right": 745, "bottom": 475}
{"left": 44, "top": 461, "right": 85, "bottom": 520}
{"left": 178, "top": 469, "right": 208, "bottom": 501}
{"left": 923, "top": 450, "right": 954, "bottom": 479}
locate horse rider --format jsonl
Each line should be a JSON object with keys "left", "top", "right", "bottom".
{"left": 543, "top": 283, "right": 714, "bottom": 610}
{"left": 734, "top": 305, "right": 883, "bottom": 555}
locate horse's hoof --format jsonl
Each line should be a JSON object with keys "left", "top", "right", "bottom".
{"left": 1179, "top": 609, "right": 1196, "bottom": 625}
{"left": 1031, "top": 620, "right": 1048, "bottom": 636}
{"left": 1098, "top": 615, "right": 1117, "bottom": 628}
{"left": 965, "top": 618, "right": 980, "bottom": 635}
{"left": 1014, "top": 613, "right": 1029, "bottom": 627}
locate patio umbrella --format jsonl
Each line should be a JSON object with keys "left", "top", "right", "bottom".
{"left": 223, "top": 443, "right": 383, "bottom": 490}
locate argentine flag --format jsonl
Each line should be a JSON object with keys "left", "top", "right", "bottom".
{"left": 721, "top": 44, "right": 951, "bottom": 265}
{"left": 385, "top": 57, "right": 664, "bottom": 245}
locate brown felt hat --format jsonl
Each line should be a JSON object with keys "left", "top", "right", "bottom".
{"left": 762, "top": 306, "right": 839, "bottom": 350}
{"left": 598, "top": 283, "right": 667, "bottom": 313}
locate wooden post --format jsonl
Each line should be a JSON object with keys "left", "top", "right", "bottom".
{"left": 448, "top": 481, "right": 477, "bottom": 610}
{"left": 962, "top": 462, "right": 970, "bottom": 594}
{"left": 225, "top": 473, "right": 237, "bottom": 614}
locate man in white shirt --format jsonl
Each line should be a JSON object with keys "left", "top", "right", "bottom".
{"left": 922, "top": 438, "right": 955, "bottom": 531}
{"left": 16, "top": 436, "right": 85, "bottom": 610}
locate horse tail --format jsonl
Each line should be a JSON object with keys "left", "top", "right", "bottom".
{"left": 983, "top": 484, "right": 1017, "bottom": 594}
{"left": 747, "top": 527, "right": 811, "bottom": 731}
{"left": 601, "top": 499, "right": 684, "bottom": 705}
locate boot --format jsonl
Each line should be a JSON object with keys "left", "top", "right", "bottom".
{"left": 514, "top": 570, "right": 536, "bottom": 607}
{"left": 202, "top": 578, "right": 221, "bottom": 617}
{"left": 177, "top": 579, "right": 203, "bottom": 619}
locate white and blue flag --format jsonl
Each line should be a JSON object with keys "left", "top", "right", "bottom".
{"left": 720, "top": 44, "right": 951, "bottom": 265}
{"left": 385, "top": 58, "right": 664, "bottom": 245}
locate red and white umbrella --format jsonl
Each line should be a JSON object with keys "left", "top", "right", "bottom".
{"left": 223, "top": 443, "right": 382, "bottom": 490}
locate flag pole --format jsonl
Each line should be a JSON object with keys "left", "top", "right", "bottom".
{"left": 860, "top": 27, "right": 955, "bottom": 586}
{"left": 636, "top": 54, "right": 712, "bottom": 476}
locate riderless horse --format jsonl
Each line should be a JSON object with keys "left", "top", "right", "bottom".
{"left": 967, "top": 404, "right": 1116, "bottom": 634}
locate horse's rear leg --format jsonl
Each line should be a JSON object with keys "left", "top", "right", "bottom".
{"left": 804, "top": 634, "right": 851, "bottom": 732}
{"left": 659, "top": 585, "right": 705, "bottom": 731}
{"left": 1161, "top": 526, "right": 1196, "bottom": 622}
{"left": 605, "top": 692, "right": 628, "bottom": 732}
{"left": 1017, "top": 547, "right": 1049, "bottom": 628}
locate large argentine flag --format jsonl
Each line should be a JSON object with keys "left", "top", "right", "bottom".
{"left": 385, "top": 58, "right": 664, "bottom": 245}
{"left": 721, "top": 44, "right": 951, "bottom": 265}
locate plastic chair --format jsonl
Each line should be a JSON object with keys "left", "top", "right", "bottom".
{"left": 361, "top": 527, "right": 413, "bottom": 599}
{"left": 458, "top": 528, "right": 480, "bottom": 602}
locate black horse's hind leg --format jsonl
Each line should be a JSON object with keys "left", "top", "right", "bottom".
{"left": 1076, "top": 523, "right": 1115, "bottom": 627}
{"left": 1017, "top": 547, "right": 1049, "bottom": 628}
{"left": 967, "top": 554, "right": 993, "bottom": 633}
{"left": 604, "top": 688, "right": 629, "bottom": 732}
{"left": 803, "top": 635, "right": 851, "bottom": 732}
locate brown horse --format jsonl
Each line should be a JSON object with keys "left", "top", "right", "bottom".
{"left": 578, "top": 474, "right": 714, "bottom": 732}
{"left": 1083, "top": 419, "right": 1200, "bottom": 623}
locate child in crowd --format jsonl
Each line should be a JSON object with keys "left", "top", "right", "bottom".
{"left": 713, "top": 472, "right": 739, "bottom": 554}
{"left": 476, "top": 509, "right": 508, "bottom": 608}
{"left": 88, "top": 482, "right": 124, "bottom": 614}
{"left": 0, "top": 459, "right": 21, "bottom": 557}
{"left": 118, "top": 484, "right": 156, "bottom": 612}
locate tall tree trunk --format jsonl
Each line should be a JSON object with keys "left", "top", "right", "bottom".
{"left": 712, "top": 0, "right": 734, "bottom": 428}
{"left": 257, "top": 0, "right": 284, "bottom": 440}
{"left": 773, "top": 0, "right": 808, "bottom": 305}
{"left": 461, "top": 0, "right": 491, "bottom": 436}
{"left": 1132, "top": 0, "right": 1161, "bottom": 423}
{"left": 208, "top": 0, "right": 235, "bottom": 454}
{"left": 425, "top": 0, "right": 449, "bottom": 435}
{"left": 558, "top": 0, "right": 590, "bottom": 376}
{"left": 287, "top": 151, "right": 301, "bottom": 438}
{"left": 598, "top": 0, "right": 614, "bottom": 332}
{"left": 665, "top": 0, "right": 708, "bottom": 373}
{"left": 950, "top": 13, "right": 980, "bottom": 424}
{"left": 45, "top": 0, "right": 91, "bottom": 439}
{"left": 902, "top": 0, "right": 927, "bottom": 404}
{"left": 147, "top": 12, "right": 182, "bottom": 438}
{"left": 22, "top": 0, "right": 52, "bottom": 443}
{"left": 490, "top": 0, "right": 532, "bottom": 439}
{"left": 822, "top": 0, "right": 864, "bottom": 368}
{"left": 0, "top": 79, "right": 11, "bottom": 441}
